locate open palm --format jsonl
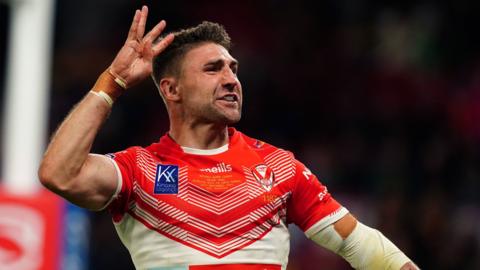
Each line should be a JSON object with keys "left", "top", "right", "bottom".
{"left": 109, "top": 6, "right": 174, "bottom": 88}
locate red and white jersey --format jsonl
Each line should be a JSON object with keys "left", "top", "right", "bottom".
{"left": 106, "top": 128, "right": 348, "bottom": 270}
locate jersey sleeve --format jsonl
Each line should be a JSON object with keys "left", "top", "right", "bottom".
{"left": 287, "top": 159, "right": 349, "bottom": 237}
{"left": 104, "top": 147, "right": 137, "bottom": 222}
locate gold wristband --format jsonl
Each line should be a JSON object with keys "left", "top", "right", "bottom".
{"left": 108, "top": 69, "right": 127, "bottom": 89}
{"left": 90, "top": 91, "right": 114, "bottom": 107}
{"left": 91, "top": 70, "right": 125, "bottom": 103}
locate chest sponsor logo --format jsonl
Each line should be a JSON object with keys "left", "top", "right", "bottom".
{"left": 251, "top": 164, "right": 275, "bottom": 191}
{"left": 199, "top": 162, "right": 232, "bottom": 173}
{"left": 154, "top": 164, "right": 179, "bottom": 194}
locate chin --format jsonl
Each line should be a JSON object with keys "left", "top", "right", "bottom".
{"left": 219, "top": 111, "right": 241, "bottom": 125}
{"left": 225, "top": 116, "right": 241, "bottom": 125}
{"left": 219, "top": 112, "right": 242, "bottom": 125}
{"left": 202, "top": 106, "right": 242, "bottom": 125}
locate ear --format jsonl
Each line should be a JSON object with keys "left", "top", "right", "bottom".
{"left": 159, "top": 77, "right": 181, "bottom": 102}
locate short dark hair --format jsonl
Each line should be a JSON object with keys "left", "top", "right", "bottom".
{"left": 152, "top": 21, "right": 232, "bottom": 84}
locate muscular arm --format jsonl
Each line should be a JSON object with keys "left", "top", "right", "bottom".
{"left": 38, "top": 6, "right": 174, "bottom": 210}
{"left": 311, "top": 213, "right": 419, "bottom": 270}
{"left": 38, "top": 94, "right": 117, "bottom": 210}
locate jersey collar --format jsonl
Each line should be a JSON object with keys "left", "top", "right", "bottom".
{"left": 158, "top": 127, "right": 240, "bottom": 156}
{"left": 181, "top": 144, "right": 228, "bottom": 155}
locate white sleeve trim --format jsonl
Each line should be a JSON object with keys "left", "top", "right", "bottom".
{"left": 305, "top": 207, "right": 349, "bottom": 238}
{"left": 98, "top": 157, "right": 123, "bottom": 211}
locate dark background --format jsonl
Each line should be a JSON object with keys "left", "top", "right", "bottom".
{"left": 1, "top": 0, "right": 479, "bottom": 269}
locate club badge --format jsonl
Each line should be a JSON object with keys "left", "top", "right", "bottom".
{"left": 251, "top": 164, "right": 275, "bottom": 191}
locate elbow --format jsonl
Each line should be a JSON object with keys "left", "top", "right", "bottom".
{"left": 38, "top": 160, "right": 56, "bottom": 189}
{"left": 38, "top": 160, "right": 69, "bottom": 193}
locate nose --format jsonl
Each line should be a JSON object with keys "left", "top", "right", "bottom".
{"left": 222, "top": 67, "right": 239, "bottom": 92}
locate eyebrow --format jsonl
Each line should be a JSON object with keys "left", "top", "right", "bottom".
{"left": 204, "top": 58, "right": 239, "bottom": 68}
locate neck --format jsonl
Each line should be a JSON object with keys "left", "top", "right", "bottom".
{"left": 169, "top": 121, "right": 229, "bottom": 150}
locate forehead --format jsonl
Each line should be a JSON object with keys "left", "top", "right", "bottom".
{"left": 183, "top": 42, "right": 236, "bottom": 66}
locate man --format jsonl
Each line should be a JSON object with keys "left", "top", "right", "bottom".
{"left": 39, "top": 6, "right": 419, "bottom": 270}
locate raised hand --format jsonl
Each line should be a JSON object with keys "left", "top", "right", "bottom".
{"left": 109, "top": 6, "right": 174, "bottom": 88}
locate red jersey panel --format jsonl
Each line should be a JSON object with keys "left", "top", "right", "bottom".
{"left": 107, "top": 128, "right": 347, "bottom": 269}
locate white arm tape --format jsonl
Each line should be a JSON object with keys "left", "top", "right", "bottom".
{"left": 310, "top": 221, "right": 412, "bottom": 270}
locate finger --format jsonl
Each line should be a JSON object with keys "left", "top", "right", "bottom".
{"left": 136, "top": 5, "right": 148, "bottom": 39}
{"left": 127, "top": 10, "right": 140, "bottom": 40}
{"left": 152, "top": 33, "right": 175, "bottom": 56}
{"left": 143, "top": 20, "right": 166, "bottom": 44}
{"left": 143, "top": 38, "right": 154, "bottom": 60}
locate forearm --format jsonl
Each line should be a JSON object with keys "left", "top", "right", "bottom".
{"left": 338, "top": 222, "right": 412, "bottom": 269}
{"left": 39, "top": 6, "right": 172, "bottom": 209}
{"left": 39, "top": 70, "right": 122, "bottom": 187}
{"left": 310, "top": 221, "right": 417, "bottom": 270}
{"left": 40, "top": 6, "right": 172, "bottom": 180}
{"left": 39, "top": 92, "right": 111, "bottom": 185}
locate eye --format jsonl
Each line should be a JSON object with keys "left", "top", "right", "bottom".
{"left": 204, "top": 65, "right": 220, "bottom": 73}
{"left": 230, "top": 62, "right": 239, "bottom": 75}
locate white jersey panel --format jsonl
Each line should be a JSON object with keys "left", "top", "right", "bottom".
{"left": 114, "top": 214, "right": 291, "bottom": 270}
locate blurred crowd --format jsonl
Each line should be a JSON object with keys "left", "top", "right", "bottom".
{"left": 2, "top": 0, "right": 480, "bottom": 269}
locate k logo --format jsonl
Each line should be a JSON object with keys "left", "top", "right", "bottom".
{"left": 154, "top": 164, "right": 179, "bottom": 194}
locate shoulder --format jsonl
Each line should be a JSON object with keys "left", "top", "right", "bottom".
{"left": 108, "top": 145, "right": 156, "bottom": 163}
{"left": 238, "top": 132, "right": 303, "bottom": 188}
{"left": 237, "top": 131, "right": 295, "bottom": 159}
{"left": 111, "top": 145, "right": 145, "bottom": 156}
{"left": 237, "top": 132, "right": 298, "bottom": 177}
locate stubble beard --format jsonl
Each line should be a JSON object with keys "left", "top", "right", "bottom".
{"left": 195, "top": 101, "right": 242, "bottom": 126}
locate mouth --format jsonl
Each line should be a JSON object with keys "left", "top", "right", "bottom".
{"left": 217, "top": 94, "right": 239, "bottom": 103}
